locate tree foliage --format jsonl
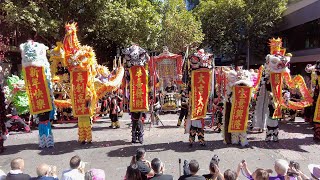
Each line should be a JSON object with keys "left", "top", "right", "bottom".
{"left": 194, "top": 0, "right": 287, "bottom": 63}
{"left": 1, "top": 0, "right": 204, "bottom": 62}
{"left": 161, "top": 0, "right": 204, "bottom": 53}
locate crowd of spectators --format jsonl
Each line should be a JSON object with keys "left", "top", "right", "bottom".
{"left": 0, "top": 149, "right": 320, "bottom": 180}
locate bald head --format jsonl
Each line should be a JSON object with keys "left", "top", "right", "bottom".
{"left": 37, "top": 163, "right": 49, "bottom": 177}
{"left": 11, "top": 158, "right": 25, "bottom": 170}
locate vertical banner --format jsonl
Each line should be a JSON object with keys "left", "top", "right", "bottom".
{"left": 129, "top": 66, "right": 149, "bottom": 112}
{"left": 24, "top": 66, "right": 52, "bottom": 114}
{"left": 314, "top": 76, "right": 320, "bottom": 123}
{"left": 228, "top": 86, "right": 252, "bottom": 132}
{"left": 71, "top": 70, "right": 90, "bottom": 117}
{"left": 191, "top": 69, "right": 212, "bottom": 120}
{"left": 270, "top": 73, "right": 283, "bottom": 118}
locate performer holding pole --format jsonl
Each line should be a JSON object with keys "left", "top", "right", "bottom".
{"left": 20, "top": 40, "right": 55, "bottom": 148}
{"left": 123, "top": 44, "right": 150, "bottom": 144}
{"left": 185, "top": 49, "right": 214, "bottom": 147}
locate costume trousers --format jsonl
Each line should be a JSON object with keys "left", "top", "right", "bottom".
{"left": 179, "top": 108, "right": 188, "bottom": 121}
{"left": 110, "top": 114, "right": 118, "bottom": 122}
{"left": 132, "top": 120, "right": 144, "bottom": 142}
{"left": 38, "top": 121, "right": 54, "bottom": 148}
{"left": 189, "top": 125, "right": 205, "bottom": 144}
{"left": 231, "top": 133, "right": 248, "bottom": 146}
{"left": 78, "top": 117, "right": 92, "bottom": 142}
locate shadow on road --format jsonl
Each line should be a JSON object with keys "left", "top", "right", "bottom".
{"left": 1, "top": 139, "right": 132, "bottom": 156}
{"left": 106, "top": 136, "right": 318, "bottom": 158}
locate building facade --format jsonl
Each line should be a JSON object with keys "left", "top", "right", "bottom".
{"left": 277, "top": 0, "right": 320, "bottom": 75}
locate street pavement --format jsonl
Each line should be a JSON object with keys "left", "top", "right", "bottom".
{"left": 0, "top": 113, "right": 319, "bottom": 179}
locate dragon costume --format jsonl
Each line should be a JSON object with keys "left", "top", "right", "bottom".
{"left": 60, "top": 22, "right": 124, "bottom": 143}
{"left": 254, "top": 38, "right": 312, "bottom": 142}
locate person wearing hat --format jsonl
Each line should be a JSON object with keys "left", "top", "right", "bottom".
{"left": 308, "top": 164, "right": 320, "bottom": 179}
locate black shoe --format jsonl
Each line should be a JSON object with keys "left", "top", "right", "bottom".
{"left": 115, "top": 126, "right": 120, "bottom": 129}
{"left": 139, "top": 141, "right": 143, "bottom": 144}
{"left": 81, "top": 141, "right": 86, "bottom": 145}
{"left": 200, "top": 143, "right": 206, "bottom": 146}
{"left": 189, "top": 143, "right": 193, "bottom": 147}
{"left": 131, "top": 141, "right": 137, "bottom": 143}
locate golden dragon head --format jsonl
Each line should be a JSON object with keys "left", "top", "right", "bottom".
{"left": 65, "top": 22, "right": 78, "bottom": 36}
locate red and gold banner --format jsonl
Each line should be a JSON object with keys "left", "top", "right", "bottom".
{"left": 129, "top": 66, "right": 149, "bottom": 112}
{"left": 24, "top": 66, "right": 52, "bottom": 115}
{"left": 191, "top": 69, "right": 212, "bottom": 120}
{"left": 228, "top": 86, "right": 252, "bottom": 133}
{"left": 254, "top": 65, "right": 264, "bottom": 90}
{"left": 314, "top": 94, "right": 320, "bottom": 123}
{"left": 313, "top": 76, "right": 320, "bottom": 123}
{"left": 71, "top": 70, "right": 90, "bottom": 117}
{"left": 282, "top": 72, "right": 313, "bottom": 109}
{"left": 270, "top": 73, "right": 283, "bottom": 118}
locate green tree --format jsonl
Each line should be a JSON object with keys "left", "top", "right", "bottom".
{"left": 194, "top": 0, "right": 287, "bottom": 65}
{"left": 160, "top": 0, "right": 204, "bottom": 53}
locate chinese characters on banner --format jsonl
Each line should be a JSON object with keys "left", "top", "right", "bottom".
{"left": 156, "top": 60, "right": 176, "bottom": 78}
{"left": 24, "top": 66, "right": 52, "bottom": 114}
{"left": 228, "top": 86, "right": 252, "bottom": 132}
{"left": 191, "top": 69, "right": 212, "bottom": 120}
{"left": 71, "top": 71, "right": 90, "bottom": 117}
{"left": 314, "top": 77, "right": 320, "bottom": 123}
{"left": 270, "top": 73, "right": 283, "bottom": 118}
{"left": 129, "top": 66, "right": 149, "bottom": 112}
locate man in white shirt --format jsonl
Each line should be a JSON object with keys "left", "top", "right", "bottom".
{"left": 61, "top": 155, "right": 85, "bottom": 180}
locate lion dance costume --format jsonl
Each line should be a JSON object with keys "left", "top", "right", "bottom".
{"left": 254, "top": 38, "right": 312, "bottom": 142}
{"left": 61, "top": 22, "right": 124, "bottom": 143}
{"left": 20, "top": 40, "right": 55, "bottom": 148}
{"left": 186, "top": 49, "right": 213, "bottom": 147}
{"left": 305, "top": 61, "right": 320, "bottom": 141}
{"left": 123, "top": 44, "right": 150, "bottom": 144}
{"left": 222, "top": 69, "right": 253, "bottom": 147}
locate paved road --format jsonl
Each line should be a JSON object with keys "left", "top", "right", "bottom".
{"left": 0, "top": 113, "right": 319, "bottom": 179}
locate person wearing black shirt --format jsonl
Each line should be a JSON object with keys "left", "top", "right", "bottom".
{"left": 289, "top": 90, "right": 300, "bottom": 122}
{"left": 131, "top": 148, "right": 154, "bottom": 180}
{"left": 178, "top": 160, "right": 205, "bottom": 180}
{"left": 177, "top": 88, "right": 189, "bottom": 127}
{"left": 109, "top": 92, "right": 121, "bottom": 129}
{"left": 56, "top": 62, "right": 65, "bottom": 76}
{"left": 0, "top": 85, "right": 7, "bottom": 154}
{"left": 150, "top": 158, "right": 173, "bottom": 180}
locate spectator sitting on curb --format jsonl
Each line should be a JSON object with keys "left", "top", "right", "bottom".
{"left": 202, "top": 155, "right": 223, "bottom": 180}
{"left": 85, "top": 169, "right": 105, "bottom": 180}
{"left": 125, "top": 164, "right": 142, "bottom": 180}
{"left": 6, "top": 157, "right": 31, "bottom": 180}
{"left": 150, "top": 158, "right": 173, "bottom": 180}
{"left": 224, "top": 169, "right": 238, "bottom": 180}
{"left": 31, "top": 163, "right": 58, "bottom": 180}
{"left": 0, "top": 169, "right": 6, "bottom": 180}
{"left": 61, "top": 155, "right": 85, "bottom": 180}
{"left": 130, "top": 148, "right": 154, "bottom": 180}
{"left": 178, "top": 160, "right": 205, "bottom": 180}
